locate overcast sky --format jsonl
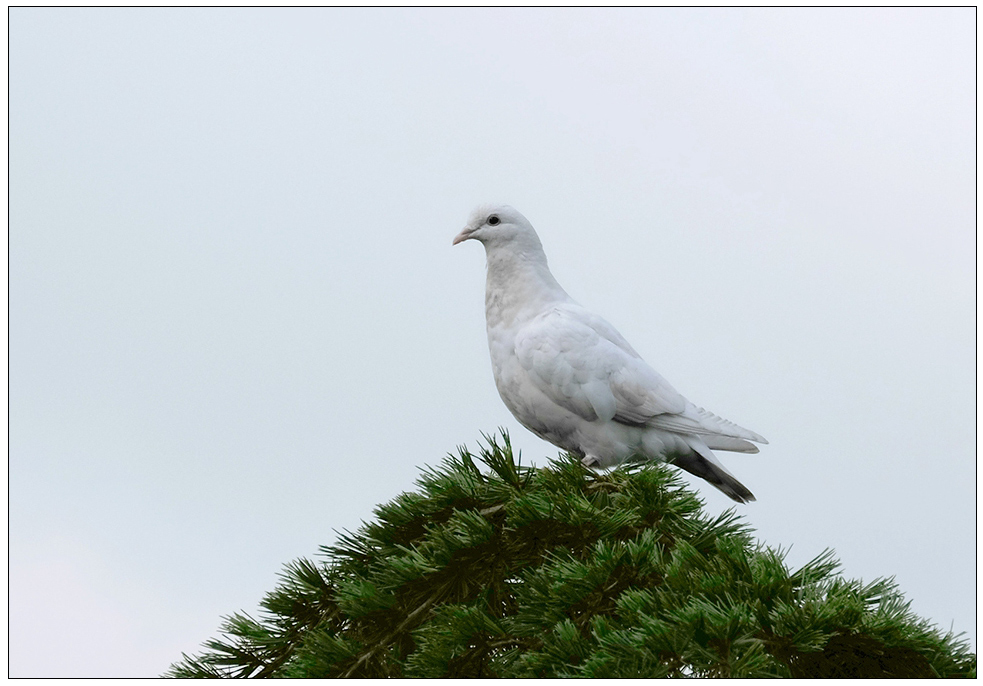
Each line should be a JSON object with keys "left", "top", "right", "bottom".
{"left": 9, "top": 8, "right": 975, "bottom": 677}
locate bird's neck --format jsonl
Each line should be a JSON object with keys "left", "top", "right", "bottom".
{"left": 483, "top": 245, "right": 571, "bottom": 330}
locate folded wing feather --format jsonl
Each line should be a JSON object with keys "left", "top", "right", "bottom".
{"left": 515, "top": 306, "right": 765, "bottom": 449}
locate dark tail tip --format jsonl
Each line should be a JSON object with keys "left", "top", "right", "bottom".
{"left": 672, "top": 453, "right": 756, "bottom": 504}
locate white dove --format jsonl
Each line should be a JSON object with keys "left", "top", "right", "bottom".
{"left": 453, "top": 204, "right": 767, "bottom": 503}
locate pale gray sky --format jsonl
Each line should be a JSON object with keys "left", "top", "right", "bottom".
{"left": 9, "top": 8, "right": 975, "bottom": 677}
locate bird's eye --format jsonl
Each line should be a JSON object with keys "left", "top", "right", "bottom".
{"left": 488, "top": 215, "right": 500, "bottom": 226}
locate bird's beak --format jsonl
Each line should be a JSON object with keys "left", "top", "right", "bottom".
{"left": 452, "top": 227, "right": 473, "bottom": 245}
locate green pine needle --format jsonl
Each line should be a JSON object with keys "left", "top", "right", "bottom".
{"left": 166, "top": 431, "right": 976, "bottom": 678}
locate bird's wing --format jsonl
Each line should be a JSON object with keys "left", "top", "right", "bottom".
{"left": 514, "top": 306, "right": 687, "bottom": 424}
{"left": 514, "top": 305, "right": 767, "bottom": 445}
{"left": 648, "top": 404, "right": 768, "bottom": 443}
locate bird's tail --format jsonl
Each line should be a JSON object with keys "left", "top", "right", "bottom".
{"left": 674, "top": 442, "right": 756, "bottom": 503}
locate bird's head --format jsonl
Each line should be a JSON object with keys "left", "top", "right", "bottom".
{"left": 452, "top": 204, "right": 543, "bottom": 253}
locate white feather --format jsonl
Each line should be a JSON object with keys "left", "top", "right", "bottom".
{"left": 456, "top": 204, "right": 767, "bottom": 502}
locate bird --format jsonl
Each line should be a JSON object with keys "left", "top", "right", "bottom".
{"left": 453, "top": 204, "right": 767, "bottom": 503}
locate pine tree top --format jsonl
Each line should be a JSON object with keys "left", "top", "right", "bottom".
{"left": 168, "top": 432, "right": 976, "bottom": 678}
